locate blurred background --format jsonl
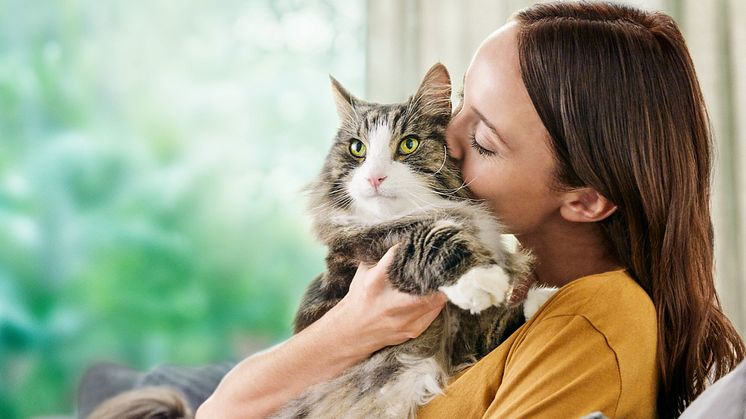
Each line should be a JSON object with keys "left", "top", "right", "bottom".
{"left": 0, "top": 0, "right": 744, "bottom": 417}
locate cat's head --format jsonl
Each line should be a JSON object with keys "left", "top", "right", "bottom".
{"left": 309, "top": 63, "right": 469, "bottom": 225}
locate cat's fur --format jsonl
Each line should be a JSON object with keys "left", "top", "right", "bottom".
{"left": 85, "top": 63, "right": 555, "bottom": 419}
{"left": 272, "top": 63, "right": 542, "bottom": 419}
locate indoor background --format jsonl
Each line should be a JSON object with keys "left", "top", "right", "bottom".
{"left": 0, "top": 0, "right": 743, "bottom": 417}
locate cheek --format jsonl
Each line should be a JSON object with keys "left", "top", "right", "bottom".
{"left": 462, "top": 157, "right": 557, "bottom": 234}
{"left": 461, "top": 158, "right": 510, "bottom": 213}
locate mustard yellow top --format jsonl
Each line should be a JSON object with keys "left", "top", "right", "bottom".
{"left": 418, "top": 269, "right": 658, "bottom": 418}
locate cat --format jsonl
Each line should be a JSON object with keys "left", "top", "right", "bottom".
{"left": 271, "top": 62, "right": 554, "bottom": 418}
{"left": 84, "top": 63, "right": 556, "bottom": 419}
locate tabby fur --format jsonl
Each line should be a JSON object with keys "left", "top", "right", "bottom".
{"left": 273, "top": 63, "right": 536, "bottom": 419}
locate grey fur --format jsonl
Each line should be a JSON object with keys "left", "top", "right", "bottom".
{"left": 276, "top": 63, "right": 533, "bottom": 419}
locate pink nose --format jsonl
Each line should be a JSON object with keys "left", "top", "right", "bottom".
{"left": 368, "top": 175, "right": 387, "bottom": 189}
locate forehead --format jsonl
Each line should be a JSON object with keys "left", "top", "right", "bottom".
{"left": 463, "top": 23, "right": 535, "bottom": 128}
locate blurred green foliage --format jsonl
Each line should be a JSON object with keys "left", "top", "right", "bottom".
{"left": 0, "top": 0, "right": 365, "bottom": 417}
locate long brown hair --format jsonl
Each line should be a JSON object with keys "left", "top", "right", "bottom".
{"left": 512, "top": 1, "right": 745, "bottom": 417}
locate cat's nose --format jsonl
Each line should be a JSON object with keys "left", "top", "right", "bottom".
{"left": 368, "top": 175, "right": 387, "bottom": 189}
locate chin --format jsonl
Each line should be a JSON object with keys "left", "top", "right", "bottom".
{"left": 354, "top": 195, "right": 408, "bottom": 221}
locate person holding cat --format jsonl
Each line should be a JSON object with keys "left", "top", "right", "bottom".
{"left": 194, "top": 2, "right": 745, "bottom": 418}
{"left": 85, "top": 2, "right": 745, "bottom": 418}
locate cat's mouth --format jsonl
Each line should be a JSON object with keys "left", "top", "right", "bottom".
{"left": 368, "top": 191, "right": 397, "bottom": 200}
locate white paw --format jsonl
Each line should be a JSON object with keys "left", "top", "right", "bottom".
{"left": 523, "top": 286, "right": 558, "bottom": 319}
{"left": 439, "top": 265, "right": 510, "bottom": 314}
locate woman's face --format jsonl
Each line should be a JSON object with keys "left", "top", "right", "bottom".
{"left": 447, "top": 22, "right": 561, "bottom": 235}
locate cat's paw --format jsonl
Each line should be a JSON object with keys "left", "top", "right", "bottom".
{"left": 439, "top": 265, "right": 510, "bottom": 314}
{"left": 523, "top": 286, "right": 558, "bottom": 319}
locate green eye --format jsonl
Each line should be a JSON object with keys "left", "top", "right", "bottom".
{"left": 398, "top": 136, "right": 420, "bottom": 155}
{"left": 349, "top": 139, "right": 366, "bottom": 157}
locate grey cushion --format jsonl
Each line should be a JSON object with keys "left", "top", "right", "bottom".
{"left": 679, "top": 359, "right": 746, "bottom": 418}
{"left": 77, "top": 361, "right": 235, "bottom": 418}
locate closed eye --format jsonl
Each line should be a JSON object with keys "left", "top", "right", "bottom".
{"left": 470, "top": 135, "right": 497, "bottom": 157}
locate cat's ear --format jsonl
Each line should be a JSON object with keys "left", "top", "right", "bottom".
{"left": 329, "top": 75, "right": 358, "bottom": 122}
{"left": 413, "top": 63, "right": 452, "bottom": 115}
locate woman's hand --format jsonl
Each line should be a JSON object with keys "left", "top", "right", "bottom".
{"left": 322, "top": 244, "right": 448, "bottom": 358}
{"left": 196, "top": 245, "right": 446, "bottom": 419}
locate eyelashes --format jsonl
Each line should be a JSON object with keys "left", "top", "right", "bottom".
{"left": 470, "top": 134, "right": 498, "bottom": 157}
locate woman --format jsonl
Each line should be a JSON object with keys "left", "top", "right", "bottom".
{"left": 98, "top": 2, "right": 745, "bottom": 418}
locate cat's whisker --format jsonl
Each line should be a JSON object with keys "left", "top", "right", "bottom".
{"left": 307, "top": 190, "right": 350, "bottom": 206}
{"left": 439, "top": 175, "right": 479, "bottom": 194}
{"left": 405, "top": 183, "right": 481, "bottom": 206}
{"left": 409, "top": 183, "right": 479, "bottom": 203}
{"left": 432, "top": 145, "right": 448, "bottom": 176}
{"left": 311, "top": 179, "right": 350, "bottom": 187}
{"left": 400, "top": 189, "right": 455, "bottom": 212}
{"left": 307, "top": 193, "right": 354, "bottom": 214}
{"left": 400, "top": 191, "right": 434, "bottom": 213}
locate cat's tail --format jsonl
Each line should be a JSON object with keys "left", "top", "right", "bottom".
{"left": 87, "top": 386, "right": 194, "bottom": 419}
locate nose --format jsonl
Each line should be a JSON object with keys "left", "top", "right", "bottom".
{"left": 445, "top": 120, "right": 464, "bottom": 161}
{"left": 367, "top": 175, "right": 387, "bottom": 189}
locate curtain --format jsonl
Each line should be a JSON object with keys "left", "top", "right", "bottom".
{"left": 366, "top": 0, "right": 746, "bottom": 334}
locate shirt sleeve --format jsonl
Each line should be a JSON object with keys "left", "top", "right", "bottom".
{"left": 484, "top": 315, "right": 621, "bottom": 418}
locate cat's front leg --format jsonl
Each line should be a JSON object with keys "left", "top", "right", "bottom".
{"left": 522, "top": 285, "right": 558, "bottom": 319}
{"left": 387, "top": 218, "right": 511, "bottom": 314}
{"left": 439, "top": 265, "right": 512, "bottom": 314}
{"left": 293, "top": 272, "right": 345, "bottom": 333}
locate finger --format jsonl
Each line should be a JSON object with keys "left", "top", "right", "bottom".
{"left": 374, "top": 243, "right": 400, "bottom": 271}
{"left": 349, "top": 262, "right": 375, "bottom": 294}
{"left": 350, "top": 263, "right": 370, "bottom": 284}
{"left": 365, "top": 244, "right": 401, "bottom": 292}
{"left": 357, "top": 261, "right": 374, "bottom": 272}
{"left": 359, "top": 259, "right": 391, "bottom": 293}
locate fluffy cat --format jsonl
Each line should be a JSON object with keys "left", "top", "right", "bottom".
{"left": 273, "top": 63, "right": 553, "bottom": 418}
{"left": 84, "top": 63, "right": 555, "bottom": 419}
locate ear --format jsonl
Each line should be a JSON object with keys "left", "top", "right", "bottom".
{"left": 329, "top": 75, "right": 359, "bottom": 122}
{"left": 559, "top": 187, "right": 618, "bottom": 223}
{"left": 412, "top": 62, "right": 452, "bottom": 115}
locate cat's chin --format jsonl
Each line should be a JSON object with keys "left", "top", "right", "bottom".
{"left": 350, "top": 197, "right": 413, "bottom": 222}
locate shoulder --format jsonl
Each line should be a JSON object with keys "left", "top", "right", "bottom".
{"left": 418, "top": 271, "right": 658, "bottom": 418}
{"left": 504, "top": 269, "right": 658, "bottom": 417}
{"left": 538, "top": 269, "right": 654, "bottom": 315}
{"left": 533, "top": 269, "right": 657, "bottom": 351}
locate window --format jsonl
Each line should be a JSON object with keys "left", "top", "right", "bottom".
{"left": 0, "top": 1, "right": 365, "bottom": 417}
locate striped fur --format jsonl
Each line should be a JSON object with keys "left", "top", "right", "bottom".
{"left": 278, "top": 63, "right": 541, "bottom": 419}
{"left": 85, "top": 64, "right": 555, "bottom": 419}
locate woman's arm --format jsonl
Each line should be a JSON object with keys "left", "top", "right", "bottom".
{"left": 195, "top": 245, "right": 447, "bottom": 419}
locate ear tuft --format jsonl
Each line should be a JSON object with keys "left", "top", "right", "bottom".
{"left": 329, "top": 75, "right": 358, "bottom": 122}
{"left": 421, "top": 62, "right": 451, "bottom": 90}
{"left": 412, "top": 62, "right": 452, "bottom": 115}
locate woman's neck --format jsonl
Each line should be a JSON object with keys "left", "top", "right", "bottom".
{"left": 516, "top": 220, "right": 622, "bottom": 289}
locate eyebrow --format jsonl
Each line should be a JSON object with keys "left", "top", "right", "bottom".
{"left": 470, "top": 106, "right": 511, "bottom": 150}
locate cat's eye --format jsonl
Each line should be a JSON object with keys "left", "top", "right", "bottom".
{"left": 349, "top": 139, "right": 366, "bottom": 157}
{"left": 398, "top": 136, "right": 420, "bottom": 155}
